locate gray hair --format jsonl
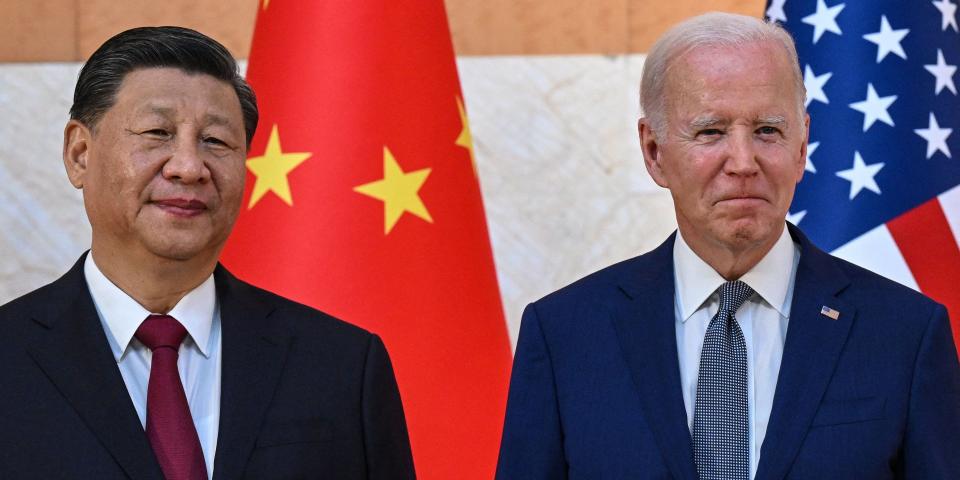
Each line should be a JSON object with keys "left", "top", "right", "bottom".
{"left": 640, "top": 12, "right": 805, "bottom": 138}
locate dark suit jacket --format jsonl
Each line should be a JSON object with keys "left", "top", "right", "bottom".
{"left": 0, "top": 254, "right": 415, "bottom": 479}
{"left": 496, "top": 225, "right": 960, "bottom": 479}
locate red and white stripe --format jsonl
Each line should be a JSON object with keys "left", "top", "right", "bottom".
{"left": 831, "top": 184, "right": 960, "bottom": 348}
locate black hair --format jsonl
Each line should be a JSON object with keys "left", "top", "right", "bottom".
{"left": 69, "top": 26, "right": 258, "bottom": 147}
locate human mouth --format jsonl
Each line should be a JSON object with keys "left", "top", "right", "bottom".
{"left": 715, "top": 195, "right": 767, "bottom": 207}
{"left": 152, "top": 198, "right": 208, "bottom": 217}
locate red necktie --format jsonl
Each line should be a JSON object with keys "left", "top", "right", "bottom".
{"left": 136, "top": 315, "right": 208, "bottom": 480}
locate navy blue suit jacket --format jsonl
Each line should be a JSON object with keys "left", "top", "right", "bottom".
{"left": 497, "top": 225, "right": 960, "bottom": 479}
{"left": 0, "top": 254, "right": 415, "bottom": 479}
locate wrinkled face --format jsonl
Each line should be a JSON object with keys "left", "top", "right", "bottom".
{"left": 66, "top": 67, "right": 247, "bottom": 263}
{"left": 642, "top": 41, "right": 808, "bottom": 253}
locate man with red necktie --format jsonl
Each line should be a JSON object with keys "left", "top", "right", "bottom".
{"left": 0, "top": 26, "right": 414, "bottom": 479}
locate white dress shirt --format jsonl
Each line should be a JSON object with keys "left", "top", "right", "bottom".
{"left": 673, "top": 225, "right": 799, "bottom": 479}
{"left": 84, "top": 254, "right": 221, "bottom": 479}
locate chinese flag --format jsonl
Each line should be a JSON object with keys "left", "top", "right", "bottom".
{"left": 220, "top": 1, "right": 513, "bottom": 478}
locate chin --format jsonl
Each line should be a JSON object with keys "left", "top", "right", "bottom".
{"left": 149, "top": 244, "right": 210, "bottom": 262}
{"left": 722, "top": 219, "right": 780, "bottom": 248}
{"left": 143, "top": 234, "right": 221, "bottom": 263}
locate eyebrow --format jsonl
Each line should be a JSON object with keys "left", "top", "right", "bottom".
{"left": 687, "top": 115, "right": 790, "bottom": 131}
{"left": 142, "top": 105, "right": 175, "bottom": 118}
{"left": 689, "top": 116, "right": 724, "bottom": 128}
{"left": 203, "top": 113, "right": 234, "bottom": 127}
{"left": 140, "top": 105, "right": 235, "bottom": 127}
{"left": 757, "top": 115, "right": 786, "bottom": 125}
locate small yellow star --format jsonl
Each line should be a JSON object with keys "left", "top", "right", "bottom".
{"left": 246, "top": 124, "right": 312, "bottom": 209}
{"left": 354, "top": 147, "right": 433, "bottom": 234}
{"left": 455, "top": 96, "right": 478, "bottom": 176}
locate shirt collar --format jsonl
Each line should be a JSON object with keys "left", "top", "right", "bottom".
{"left": 84, "top": 253, "right": 217, "bottom": 361}
{"left": 673, "top": 225, "right": 797, "bottom": 322}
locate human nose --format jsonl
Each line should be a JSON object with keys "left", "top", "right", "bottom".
{"left": 723, "top": 130, "right": 760, "bottom": 176}
{"left": 161, "top": 138, "right": 211, "bottom": 184}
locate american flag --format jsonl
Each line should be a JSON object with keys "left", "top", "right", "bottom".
{"left": 765, "top": 0, "right": 960, "bottom": 348}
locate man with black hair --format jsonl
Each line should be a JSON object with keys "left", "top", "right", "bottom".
{"left": 0, "top": 26, "right": 415, "bottom": 480}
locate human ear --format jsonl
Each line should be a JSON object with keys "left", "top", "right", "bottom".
{"left": 639, "top": 118, "right": 669, "bottom": 188}
{"left": 796, "top": 113, "right": 811, "bottom": 182}
{"left": 63, "top": 120, "right": 91, "bottom": 189}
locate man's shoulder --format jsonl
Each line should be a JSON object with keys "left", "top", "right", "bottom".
{"left": 532, "top": 235, "right": 674, "bottom": 312}
{"left": 216, "top": 268, "right": 377, "bottom": 348}
{"left": 0, "top": 282, "right": 60, "bottom": 319}
{"left": 0, "top": 259, "right": 85, "bottom": 322}
{"left": 538, "top": 257, "right": 642, "bottom": 305}
{"left": 827, "top": 251, "right": 941, "bottom": 311}
{"left": 780, "top": 224, "right": 943, "bottom": 325}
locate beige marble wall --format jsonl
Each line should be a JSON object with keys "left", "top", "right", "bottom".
{"left": 459, "top": 55, "right": 677, "bottom": 344}
{"left": 0, "top": 63, "right": 91, "bottom": 295}
{"left": 0, "top": 56, "right": 677, "bottom": 347}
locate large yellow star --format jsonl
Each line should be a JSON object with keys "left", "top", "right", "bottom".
{"left": 455, "top": 96, "right": 478, "bottom": 176}
{"left": 354, "top": 147, "right": 433, "bottom": 234}
{"left": 246, "top": 124, "right": 312, "bottom": 209}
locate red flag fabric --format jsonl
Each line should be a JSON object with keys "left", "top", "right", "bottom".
{"left": 220, "top": 1, "right": 512, "bottom": 477}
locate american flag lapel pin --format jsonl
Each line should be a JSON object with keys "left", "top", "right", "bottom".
{"left": 820, "top": 306, "right": 840, "bottom": 320}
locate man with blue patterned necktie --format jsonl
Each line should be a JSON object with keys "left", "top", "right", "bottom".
{"left": 497, "top": 12, "right": 960, "bottom": 480}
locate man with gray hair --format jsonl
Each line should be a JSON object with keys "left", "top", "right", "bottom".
{"left": 496, "top": 12, "right": 960, "bottom": 479}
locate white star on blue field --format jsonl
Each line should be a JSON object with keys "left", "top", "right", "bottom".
{"left": 767, "top": 0, "right": 960, "bottom": 250}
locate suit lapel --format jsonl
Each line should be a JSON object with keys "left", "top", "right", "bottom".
{"left": 212, "top": 266, "right": 292, "bottom": 480}
{"left": 27, "top": 254, "right": 163, "bottom": 480}
{"left": 756, "top": 226, "right": 855, "bottom": 480}
{"left": 611, "top": 234, "right": 698, "bottom": 480}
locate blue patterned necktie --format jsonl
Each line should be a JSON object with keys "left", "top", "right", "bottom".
{"left": 693, "top": 280, "right": 755, "bottom": 480}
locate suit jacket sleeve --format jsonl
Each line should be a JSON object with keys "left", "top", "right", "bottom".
{"left": 900, "top": 304, "right": 960, "bottom": 478}
{"left": 361, "top": 334, "right": 416, "bottom": 479}
{"left": 496, "top": 303, "right": 567, "bottom": 479}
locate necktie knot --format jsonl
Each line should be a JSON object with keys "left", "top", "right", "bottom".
{"left": 136, "top": 315, "right": 188, "bottom": 351}
{"left": 136, "top": 314, "right": 208, "bottom": 479}
{"left": 694, "top": 280, "right": 754, "bottom": 479}
{"left": 718, "top": 280, "right": 755, "bottom": 316}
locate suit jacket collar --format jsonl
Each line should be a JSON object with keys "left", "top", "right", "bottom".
{"left": 27, "top": 252, "right": 164, "bottom": 480}
{"left": 83, "top": 254, "right": 218, "bottom": 360}
{"left": 755, "top": 224, "right": 854, "bottom": 480}
{"left": 611, "top": 224, "right": 854, "bottom": 480}
{"left": 211, "top": 265, "right": 293, "bottom": 480}
{"left": 611, "top": 231, "right": 698, "bottom": 480}
{"left": 27, "top": 254, "right": 295, "bottom": 480}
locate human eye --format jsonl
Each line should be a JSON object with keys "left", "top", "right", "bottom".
{"left": 200, "top": 132, "right": 238, "bottom": 156}
{"left": 202, "top": 135, "right": 228, "bottom": 147}
{"left": 141, "top": 128, "right": 171, "bottom": 138}
{"left": 757, "top": 126, "right": 781, "bottom": 135}
{"left": 697, "top": 128, "right": 724, "bottom": 138}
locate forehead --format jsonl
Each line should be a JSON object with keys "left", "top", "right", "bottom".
{"left": 677, "top": 41, "right": 791, "bottom": 78}
{"left": 663, "top": 41, "right": 798, "bottom": 118}
{"left": 109, "top": 67, "right": 242, "bottom": 123}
